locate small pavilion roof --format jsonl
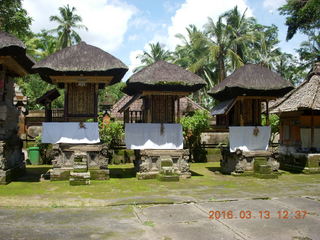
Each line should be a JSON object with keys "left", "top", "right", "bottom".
{"left": 270, "top": 62, "right": 320, "bottom": 113}
{"left": 123, "top": 61, "right": 206, "bottom": 95}
{"left": 32, "top": 41, "right": 128, "bottom": 84}
{"left": 209, "top": 64, "right": 293, "bottom": 101}
{"left": 0, "top": 31, "right": 35, "bottom": 75}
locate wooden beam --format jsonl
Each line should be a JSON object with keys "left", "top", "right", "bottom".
{"left": 0, "top": 56, "right": 28, "bottom": 76}
{"left": 266, "top": 100, "right": 270, "bottom": 126}
{"left": 240, "top": 98, "right": 244, "bottom": 126}
{"left": 142, "top": 91, "right": 190, "bottom": 96}
{"left": 50, "top": 75, "right": 113, "bottom": 84}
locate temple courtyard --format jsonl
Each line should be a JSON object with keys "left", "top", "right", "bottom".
{"left": 0, "top": 163, "right": 319, "bottom": 240}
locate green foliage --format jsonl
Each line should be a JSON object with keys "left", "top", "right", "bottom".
{"left": 0, "top": 0, "right": 32, "bottom": 40}
{"left": 180, "top": 110, "right": 210, "bottom": 162}
{"left": 99, "top": 82, "right": 126, "bottom": 107}
{"left": 135, "top": 42, "right": 172, "bottom": 72}
{"left": 180, "top": 110, "right": 210, "bottom": 137}
{"left": 34, "top": 135, "right": 52, "bottom": 164}
{"left": 16, "top": 74, "right": 64, "bottom": 110}
{"left": 49, "top": 4, "right": 88, "bottom": 50}
{"left": 279, "top": 0, "right": 320, "bottom": 40}
{"left": 25, "top": 30, "right": 58, "bottom": 60}
{"left": 262, "top": 114, "right": 280, "bottom": 142}
{"left": 98, "top": 114, "right": 124, "bottom": 148}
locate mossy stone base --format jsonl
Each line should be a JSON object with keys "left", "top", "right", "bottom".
{"left": 51, "top": 168, "right": 109, "bottom": 180}
{"left": 50, "top": 168, "right": 72, "bottom": 181}
{"left": 279, "top": 153, "right": 320, "bottom": 174}
{"left": 254, "top": 173, "right": 279, "bottom": 179}
{"left": 69, "top": 179, "right": 90, "bottom": 185}
{"left": 136, "top": 172, "right": 158, "bottom": 180}
{"left": 90, "top": 169, "right": 110, "bottom": 180}
{"left": 0, "top": 169, "right": 11, "bottom": 184}
{"left": 157, "top": 174, "right": 179, "bottom": 182}
{"left": 0, "top": 165, "right": 26, "bottom": 185}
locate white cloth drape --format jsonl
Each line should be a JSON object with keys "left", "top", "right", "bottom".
{"left": 300, "top": 128, "right": 320, "bottom": 149}
{"left": 42, "top": 122, "right": 100, "bottom": 144}
{"left": 125, "top": 123, "right": 183, "bottom": 150}
{"left": 229, "top": 126, "right": 271, "bottom": 152}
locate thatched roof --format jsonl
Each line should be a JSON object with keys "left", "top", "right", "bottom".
{"left": 270, "top": 63, "right": 320, "bottom": 113}
{"left": 123, "top": 61, "right": 206, "bottom": 95}
{"left": 110, "top": 94, "right": 205, "bottom": 120}
{"left": 209, "top": 64, "right": 293, "bottom": 101}
{"left": 32, "top": 41, "right": 128, "bottom": 84}
{"left": 0, "top": 31, "right": 34, "bottom": 74}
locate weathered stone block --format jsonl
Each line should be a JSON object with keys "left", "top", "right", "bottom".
{"left": 0, "top": 169, "right": 11, "bottom": 185}
{"left": 136, "top": 172, "right": 158, "bottom": 180}
{"left": 69, "top": 179, "right": 90, "bottom": 186}
{"left": 157, "top": 174, "right": 179, "bottom": 182}
{"left": 50, "top": 168, "right": 72, "bottom": 181}
{"left": 90, "top": 169, "right": 110, "bottom": 180}
{"left": 258, "top": 164, "right": 272, "bottom": 174}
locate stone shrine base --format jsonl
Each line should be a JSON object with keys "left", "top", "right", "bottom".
{"left": 279, "top": 152, "right": 320, "bottom": 173}
{"left": 135, "top": 149, "right": 191, "bottom": 180}
{"left": 221, "top": 147, "right": 280, "bottom": 178}
{"left": 49, "top": 143, "right": 110, "bottom": 181}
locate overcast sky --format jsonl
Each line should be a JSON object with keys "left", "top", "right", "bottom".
{"left": 23, "top": 0, "right": 306, "bottom": 79}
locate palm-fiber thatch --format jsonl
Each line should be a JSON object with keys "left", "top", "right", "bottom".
{"left": 209, "top": 64, "right": 293, "bottom": 101}
{"left": 270, "top": 62, "right": 320, "bottom": 113}
{"left": 0, "top": 31, "right": 34, "bottom": 73}
{"left": 123, "top": 61, "right": 206, "bottom": 95}
{"left": 32, "top": 42, "right": 128, "bottom": 84}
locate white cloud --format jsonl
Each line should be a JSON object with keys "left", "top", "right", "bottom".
{"left": 124, "top": 50, "right": 143, "bottom": 81}
{"left": 23, "top": 0, "right": 137, "bottom": 52}
{"left": 166, "top": 0, "right": 253, "bottom": 49}
{"left": 263, "top": 0, "right": 286, "bottom": 13}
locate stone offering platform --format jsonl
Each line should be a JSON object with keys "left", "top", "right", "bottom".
{"left": 49, "top": 143, "right": 110, "bottom": 181}
{"left": 135, "top": 149, "right": 191, "bottom": 180}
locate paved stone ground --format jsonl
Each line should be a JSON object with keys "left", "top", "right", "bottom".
{"left": 0, "top": 196, "right": 319, "bottom": 240}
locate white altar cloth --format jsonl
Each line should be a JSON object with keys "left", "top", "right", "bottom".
{"left": 229, "top": 126, "right": 271, "bottom": 152}
{"left": 125, "top": 123, "right": 183, "bottom": 150}
{"left": 42, "top": 122, "right": 100, "bottom": 144}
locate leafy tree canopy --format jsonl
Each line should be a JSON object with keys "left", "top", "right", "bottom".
{"left": 0, "top": 0, "right": 32, "bottom": 40}
{"left": 279, "top": 0, "right": 320, "bottom": 40}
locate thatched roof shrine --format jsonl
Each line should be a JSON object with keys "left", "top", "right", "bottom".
{"left": 0, "top": 31, "right": 34, "bottom": 75}
{"left": 123, "top": 61, "right": 206, "bottom": 95}
{"left": 271, "top": 62, "right": 320, "bottom": 113}
{"left": 209, "top": 64, "right": 293, "bottom": 101}
{"left": 32, "top": 41, "right": 128, "bottom": 84}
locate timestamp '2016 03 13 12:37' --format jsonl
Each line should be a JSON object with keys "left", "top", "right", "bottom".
{"left": 208, "top": 210, "right": 308, "bottom": 220}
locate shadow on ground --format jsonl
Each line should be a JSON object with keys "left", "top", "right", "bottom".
{"left": 14, "top": 166, "right": 51, "bottom": 182}
{"left": 190, "top": 170, "right": 204, "bottom": 176}
{"left": 206, "top": 166, "right": 230, "bottom": 175}
{"left": 109, "top": 167, "right": 136, "bottom": 178}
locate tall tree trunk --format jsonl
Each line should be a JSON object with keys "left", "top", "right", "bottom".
{"left": 218, "top": 56, "right": 226, "bottom": 83}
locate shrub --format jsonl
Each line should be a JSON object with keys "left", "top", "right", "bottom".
{"left": 180, "top": 110, "right": 210, "bottom": 162}
{"left": 99, "top": 117, "right": 124, "bottom": 148}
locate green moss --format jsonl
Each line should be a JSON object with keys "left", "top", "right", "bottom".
{"left": 0, "top": 163, "right": 319, "bottom": 208}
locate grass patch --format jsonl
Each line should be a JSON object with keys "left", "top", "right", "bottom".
{"left": 0, "top": 162, "right": 319, "bottom": 207}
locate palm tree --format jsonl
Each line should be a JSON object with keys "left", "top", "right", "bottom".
{"left": 49, "top": 4, "right": 87, "bottom": 50}
{"left": 222, "top": 6, "right": 257, "bottom": 63}
{"left": 175, "top": 25, "right": 215, "bottom": 88}
{"left": 135, "top": 42, "right": 172, "bottom": 72}
{"left": 174, "top": 25, "right": 216, "bottom": 108}
{"left": 205, "top": 16, "right": 243, "bottom": 83}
